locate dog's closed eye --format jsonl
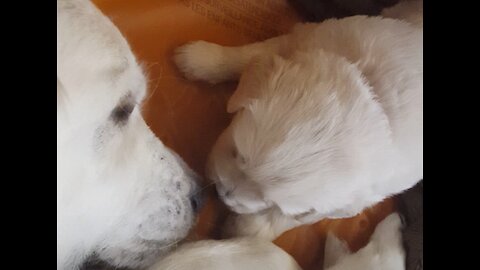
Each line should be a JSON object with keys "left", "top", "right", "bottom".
{"left": 110, "top": 99, "right": 135, "bottom": 125}
{"left": 232, "top": 146, "right": 246, "bottom": 165}
{"left": 232, "top": 147, "right": 238, "bottom": 159}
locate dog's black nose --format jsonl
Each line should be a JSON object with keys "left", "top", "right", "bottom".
{"left": 190, "top": 192, "right": 205, "bottom": 213}
{"left": 186, "top": 170, "right": 205, "bottom": 213}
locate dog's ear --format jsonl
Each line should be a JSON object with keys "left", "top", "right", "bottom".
{"left": 227, "top": 54, "right": 285, "bottom": 113}
{"left": 323, "top": 232, "right": 351, "bottom": 269}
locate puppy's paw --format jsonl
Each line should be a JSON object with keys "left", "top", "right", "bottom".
{"left": 174, "top": 41, "right": 232, "bottom": 84}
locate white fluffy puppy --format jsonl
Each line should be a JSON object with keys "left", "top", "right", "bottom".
{"left": 57, "top": 1, "right": 202, "bottom": 269}
{"left": 175, "top": 0, "right": 423, "bottom": 239}
{"left": 323, "top": 213, "right": 405, "bottom": 270}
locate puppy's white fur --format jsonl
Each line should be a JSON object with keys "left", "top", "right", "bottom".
{"left": 175, "top": 0, "right": 423, "bottom": 239}
{"left": 57, "top": 1, "right": 199, "bottom": 269}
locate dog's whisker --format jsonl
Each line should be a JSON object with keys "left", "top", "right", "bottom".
{"left": 138, "top": 62, "right": 162, "bottom": 107}
{"left": 196, "top": 182, "right": 216, "bottom": 193}
{"left": 142, "top": 78, "right": 161, "bottom": 105}
{"left": 157, "top": 239, "right": 183, "bottom": 250}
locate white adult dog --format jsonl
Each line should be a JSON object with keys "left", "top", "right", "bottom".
{"left": 57, "top": 0, "right": 203, "bottom": 269}
{"left": 175, "top": 0, "right": 423, "bottom": 239}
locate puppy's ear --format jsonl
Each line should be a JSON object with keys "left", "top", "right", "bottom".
{"left": 323, "top": 232, "right": 351, "bottom": 269}
{"left": 227, "top": 54, "right": 285, "bottom": 113}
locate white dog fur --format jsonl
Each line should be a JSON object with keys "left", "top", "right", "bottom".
{"left": 175, "top": 0, "right": 423, "bottom": 239}
{"left": 57, "top": 0, "right": 201, "bottom": 269}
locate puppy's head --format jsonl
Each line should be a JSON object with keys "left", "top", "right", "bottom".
{"left": 57, "top": 1, "right": 201, "bottom": 269}
{"left": 208, "top": 52, "right": 392, "bottom": 219}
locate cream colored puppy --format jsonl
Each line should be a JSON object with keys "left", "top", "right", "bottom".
{"left": 175, "top": 0, "right": 423, "bottom": 239}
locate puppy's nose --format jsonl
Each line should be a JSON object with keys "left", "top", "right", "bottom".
{"left": 215, "top": 183, "right": 232, "bottom": 198}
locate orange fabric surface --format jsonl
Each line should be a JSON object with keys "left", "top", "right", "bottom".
{"left": 92, "top": 1, "right": 397, "bottom": 269}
